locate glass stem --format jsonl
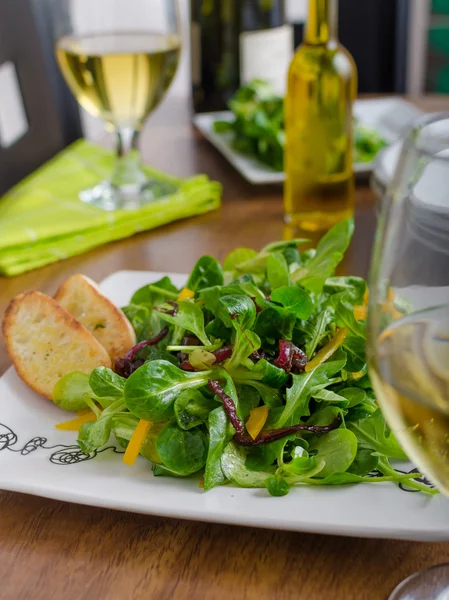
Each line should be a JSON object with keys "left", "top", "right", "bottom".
{"left": 111, "top": 127, "right": 147, "bottom": 189}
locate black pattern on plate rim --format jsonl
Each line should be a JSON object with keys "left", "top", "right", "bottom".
{"left": 0, "top": 422, "right": 123, "bottom": 465}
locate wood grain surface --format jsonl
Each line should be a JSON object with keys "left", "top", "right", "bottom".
{"left": 1, "top": 96, "right": 448, "bottom": 600}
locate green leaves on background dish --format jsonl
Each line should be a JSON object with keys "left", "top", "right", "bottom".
{"left": 213, "top": 79, "right": 387, "bottom": 172}
{"left": 51, "top": 217, "right": 434, "bottom": 498}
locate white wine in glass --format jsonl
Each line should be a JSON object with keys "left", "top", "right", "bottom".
{"left": 53, "top": 1, "right": 181, "bottom": 210}
{"left": 368, "top": 113, "right": 449, "bottom": 600}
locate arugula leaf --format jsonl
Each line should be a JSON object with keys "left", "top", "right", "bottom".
{"left": 174, "top": 390, "right": 218, "bottom": 430}
{"left": 89, "top": 367, "right": 125, "bottom": 399}
{"left": 348, "top": 409, "right": 408, "bottom": 459}
{"left": 124, "top": 360, "right": 212, "bottom": 421}
{"left": 271, "top": 286, "right": 313, "bottom": 320}
{"left": 304, "top": 307, "right": 334, "bottom": 359}
{"left": 276, "top": 350, "right": 347, "bottom": 426}
{"left": 156, "top": 422, "right": 208, "bottom": 476}
{"left": 292, "top": 219, "right": 354, "bottom": 293}
{"left": 267, "top": 252, "right": 290, "bottom": 290}
{"left": 52, "top": 372, "right": 92, "bottom": 412}
{"left": 157, "top": 301, "right": 210, "bottom": 346}
{"left": 186, "top": 256, "right": 224, "bottom": 293}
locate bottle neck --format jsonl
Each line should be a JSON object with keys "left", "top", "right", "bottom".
{"left": 305, "top": 0, "right": 339, "bottom": 45}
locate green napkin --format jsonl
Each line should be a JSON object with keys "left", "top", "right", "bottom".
{"left": 0, "top": 140, "right": 221, "bottom": 277}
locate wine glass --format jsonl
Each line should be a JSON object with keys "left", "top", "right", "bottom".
{"left": 52, "top": 0, "right": 181, "bottom": 210}
{"left": 368, "top": 113, "right": 449, "bottom": 600}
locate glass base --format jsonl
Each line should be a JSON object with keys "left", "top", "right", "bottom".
{"left": 79, "top": 179, "right": 179, "bottom": 211}
{"left": 389, "top": 564, "right": 449, "bottom": 600}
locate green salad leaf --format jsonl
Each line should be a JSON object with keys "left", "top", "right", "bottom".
{"left": 156, "top": 421, "right": 208, "bottom": 476}
{"left": 124, "top": 360, "right": 212, "bottom": 421}
{"left": 186, "top": 256, "right": 224, "bottom": 293}
{"left": 156, "top": 301, "right": 211, "bottom": 346}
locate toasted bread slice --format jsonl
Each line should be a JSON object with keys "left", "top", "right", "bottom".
{"left": 2, "top": 291, "right": 111, "bottom": 399}
{"left": 55, "top": 274, "right": 136, "bottom": 363}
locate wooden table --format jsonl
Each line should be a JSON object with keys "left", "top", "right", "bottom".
{"left": 1, "top": 96, "right": 449, "bottom": 600}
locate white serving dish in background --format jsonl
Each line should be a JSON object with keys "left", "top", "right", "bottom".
{"left": 194, "top": 98, "right": 423, "bottom": 184}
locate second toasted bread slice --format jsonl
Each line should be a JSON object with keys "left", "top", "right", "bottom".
{"left": 55, "top": 274, "right": 136, "bottom": 363}
{"left": 2, "top": 291, "right": 112, "bottom": 399}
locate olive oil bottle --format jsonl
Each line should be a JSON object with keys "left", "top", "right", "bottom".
{"left": 284, "top": 0, "right": 357, "bottom": 232}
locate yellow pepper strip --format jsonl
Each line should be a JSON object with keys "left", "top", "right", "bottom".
{"left": 363, "top": 288, "right": 369, "bottom": 306}
{"left": 350, "top": 371, "right": 366, "bottom": 381}
{"left": 305, "top": 328, "right": 349, "bottom": 372}
{"left": 55, "top": 411, "right": 97, "bottom": 431}
{"left": 354, "top": 305, "right": 367, "bottom": 321}
{"left": 198, "top": 477, "right": 205, "bottom": 489}
{"left": 246, "top": 405, "right": 269, "bottom": 441}
{"left": 122, "top": 419, "right": 152, "bottom": 466}
{"left": 177, "top": 288, "right": 195, "bottom": 301}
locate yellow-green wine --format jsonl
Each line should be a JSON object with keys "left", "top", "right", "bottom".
{"left": 371, "top": 306, "right": 449, "bottom": 494}
{"left": 57, "top": 32, "right": 181, "bottom": 130}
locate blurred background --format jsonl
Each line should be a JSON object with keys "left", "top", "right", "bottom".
{"left": 0, "top": 0, "right": 447, "bottom": 196}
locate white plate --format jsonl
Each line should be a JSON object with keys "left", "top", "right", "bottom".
{"left": 1, "top": 270, "right": 449, "bottom": 541}
{"left": 194, "top": 98, "right": 423, "bottom": 184}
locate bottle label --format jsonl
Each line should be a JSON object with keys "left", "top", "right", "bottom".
{"left": 191, "top": 21, "right": 201, "bottom": 86}
{"left": 240, "top": 24, "right": 294, "bottom": 95}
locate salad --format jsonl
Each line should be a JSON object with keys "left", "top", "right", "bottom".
{"left": 213, "top": 80, "right": 387, "bottom": 172}
{"left": 53, "top": 219, "right": 434, "bottom": 497}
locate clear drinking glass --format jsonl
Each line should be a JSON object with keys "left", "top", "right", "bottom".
{"left": 368, "top": 113, "right": 449, "bottom": 600}
{"left": 52, "top": 0, "right": 181, "bottom": 210}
